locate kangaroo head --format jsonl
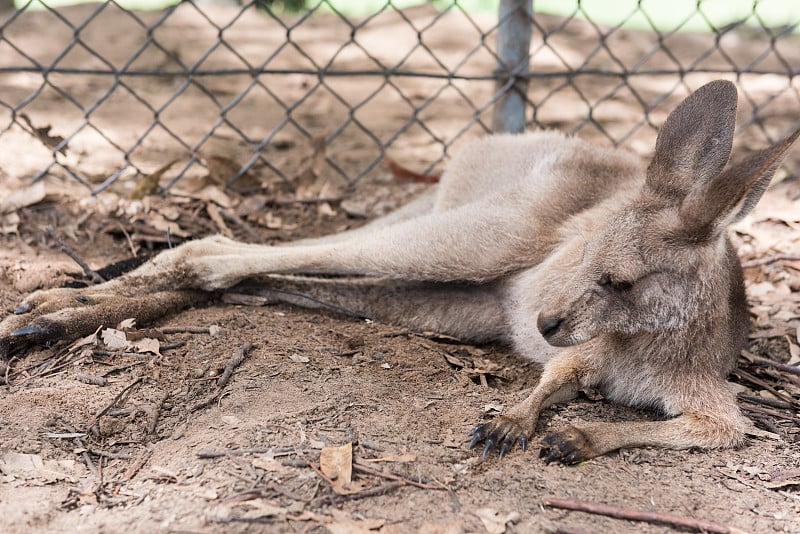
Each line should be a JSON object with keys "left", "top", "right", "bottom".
{"left": 539, "top": 80, "right": 800, "bottom": 347}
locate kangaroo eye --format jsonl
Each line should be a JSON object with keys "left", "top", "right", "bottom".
{"left": 612, "top": 280, "right": 633, "bottom": 291}
{"left": 598, "top": 274, "right": 633, "bottom": 291}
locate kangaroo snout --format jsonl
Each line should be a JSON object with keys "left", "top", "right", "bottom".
{"left": 537, "top": 314, "right": 563, "bottom": 340}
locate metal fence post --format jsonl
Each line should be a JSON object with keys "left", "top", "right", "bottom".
{"left": 492, "top": 0, "right": 532, "bottom": 134}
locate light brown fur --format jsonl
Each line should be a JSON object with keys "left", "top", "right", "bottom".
{"left": 2, "top": 81, "right": 798, "bottom": 463}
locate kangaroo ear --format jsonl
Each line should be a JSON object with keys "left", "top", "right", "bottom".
{"left": 646, "top": 80, "right": 738, "bottom": 200}
{"left": 678, "top": 127, "right": 800, "bottom": 239}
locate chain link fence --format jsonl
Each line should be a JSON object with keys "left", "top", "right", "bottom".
{"left": 1, "top": 0, "right": 799, "bottom": 196}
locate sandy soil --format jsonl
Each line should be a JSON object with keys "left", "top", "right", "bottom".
{"left": 1, "top": 4, "right": 800, "bottom": 534}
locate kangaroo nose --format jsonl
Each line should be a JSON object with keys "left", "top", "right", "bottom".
{"left": 537, "top": 315, "right": 563, "bottom": 338}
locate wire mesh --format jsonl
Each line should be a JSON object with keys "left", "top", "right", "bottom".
{"left": 0, "top": 0, "right": 798, "bottom": 195}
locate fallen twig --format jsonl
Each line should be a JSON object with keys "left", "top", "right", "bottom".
{"left": 159, "top": 326, "right": 218, "bottom": 335}
{"left": 216, "top": 342, "right": 254, "bottom": 388}
{"left": 353, "top": 460, "right": 444, "bottom": 490}
{"left": 118, "top": 450, "right": 152, "bottom": 485}
{"left": 543, "top": 497, "right": 748, "bottom": 534}
{"left": 75, "top": 373, "right": 108, "bottom": 386}
{"left": 46, "top": 226, "right": 105, "bottom": 284}
{"left": 315, "top": 481, "right": 406, "bottom": 505}
{"left": 89, "top": 449, "right": 133, "bottom": 460}
{"left": 746, "top": 355, "right": 800, "bottom": 377}
{"left": 733, "top": 369, "right": 798, "bottom": 407}
{"left": 740, "top": 402, "right": 800, "bottom": 424}
{"left": 145, "top": 391, "right": 170, "bottom": 435}
{"left": 741, "top": 253, "right": 800, "bottom": 269}
{"left": 737, "top": 393, "right": 794, "bottom": 410}
{"left": 189, "top": 343, "right": 254, "bottom": 412}
{"left": 86, "top": 377, "right": 144, "bottom": 433}
{"left": 196, "top": 446, "right": 295, "bottom": 459}
{"left": 270, "top": 194, "right": 351, "bottom": 206}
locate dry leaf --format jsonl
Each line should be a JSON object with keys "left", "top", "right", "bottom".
{"left": 0, "top": 452, "right": 84, "bottom": 482}
{"left": 289, "top": 354, "right": 310, "bottom": 363}
{"left": 142, "top": 213, "right": 191, "bottom": 238}
{"left": 474, "top": 508, "right": 520, "bottom": 534}
{"left": 117, "top": 318, "right": 137, "bottom": 330}
{"left": 132, "top": 337, "right": 161, "bottom": 356}
{"left": 483, "top": 404, "right": 505, "bottom": 415}
{"left": 0, "top": 182, "right": 47, "bottom": 215}
{"left": 19, "top": 113, "right": 67, "bottom": 155}
{"left": 319, "top": 443, "right": 362, "bottom": 495}
{"left": 327, "top": 509, "right": 384, "bottom": 533}
{"left": 1, "top": 212, "right": 20, "bottom": 234}
{"left": 385, "top": 157, "right": 440, "bottom": 183}
{"left": 68, "top": 327, "right": 101, "bottom": 352}
{"left": 252, "top": 457, "right": 285, "bottom": 472}
{"left": 131, "top": 160, "right": 179, "bottom": 199}
{"left": 265, "top": 211, "right": 283, "bottom": 229}
{"left": 101, "top": 328, "right": 129, "bottom": 350}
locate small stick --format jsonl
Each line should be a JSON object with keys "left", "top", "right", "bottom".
{"left": 120, "top": 450, "right": 152, "bottom": 482}
{"left": 159, "top": 326, "right": 216, "bottom": 335}
{"left": 741, "top": 253, "right": 800, "bottom": 269}
{"left": 315, "top": 481, "right": 406, "bottom": 505}
{"left": 353, "top": 461, "right": 444, "bottom": 490}
{"left": 196, "top": 446, "right": 294, "bottom": 459}
{"left": 543, "top": 497, "right": 748, "bottom": 534}
{"left": 189, "top": 343, "right": 254, "bottom": 412}
{"left": 745, "top": 355, "right": 800, "bottom": 377}
{"left": 296, "top": 451, "right": 337, "bottom": 487}
{"left": 737, "top": 393, "right": 794, "bottom": 410}
{"left": 219, "top": 208, "right": 263, "bottom": 244}
{"left": 741, "top": 402, "right": 800, "bottom": 423}
{"left": 85, "top": 377, "right": 144, "bottom": 432}
{"left": 145, "top": 391, "right": 170, "bottom": 435}
{"left": 75, "top": 373, "right": 108, "bottom": 386}
{"left": 74, "top": 437, "right": 98, "bottom": 479}
{"left": 89, "top": 449, "right": 133, "bottom": 460}
{"left": 270, "top": 195, "right": 350, "bottom": 206}
{"left": 733, "top": 369, "right": 797, "bottom": 407}
{"left": 46, "top": 226, "right": 105, "bottom": 284}
{"left": 216, "top": 343, "right": 254, "bottom": 389}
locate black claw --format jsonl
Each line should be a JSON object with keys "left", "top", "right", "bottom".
{"left": 75, "top": 295, "right": 89, "bottom": 304}
{"left": 14, "top": 302, "right": 33, "bottom": 315}
{"left": 518, "top": 436, "right": 527, "bottom": 452}
{"left": 468, "top": 425, "right": 486, "bottom": 449}
{"left": 498, "top": 441, "right": 510, "bottom": 460}
{"left": 482, "top": 437, "right": 496, "bottom": 458}
{"left": 562, "top": 451, "right": 580, "bottom": 465}
{"left": 11, "top": 324, "right": 47, "bottom": 337}
{"left": 540, "top": 447, "right": 559, "bottom": 464}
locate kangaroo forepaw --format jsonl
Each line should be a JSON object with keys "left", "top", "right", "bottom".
{"left": 468, "top": 416, "right": 531, "bottom": 459}
{"left": 539, "top": 427, "right": 596, "bottom": 465}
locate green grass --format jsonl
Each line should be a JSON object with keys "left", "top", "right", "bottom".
{"left": 14, "top": 0, "right": 800, "bottom": 34}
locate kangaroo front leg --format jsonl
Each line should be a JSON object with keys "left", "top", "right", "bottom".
{"left": 540, "top": 386, "right": 747, "bottom": 465}
{"left": 469, "top": 350, "right": 589, "bottom": 458}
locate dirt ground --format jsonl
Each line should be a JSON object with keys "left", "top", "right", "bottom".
{"left": 1, "top": 4, "right": 800, "bottom": 534}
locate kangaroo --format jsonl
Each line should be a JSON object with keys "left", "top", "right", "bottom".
{"left": 1, "top": 80, "right": 797, "bottom": 464}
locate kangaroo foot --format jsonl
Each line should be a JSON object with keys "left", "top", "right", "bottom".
{"left": 0, "top": 286, "right": 207, "bottom": 360}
